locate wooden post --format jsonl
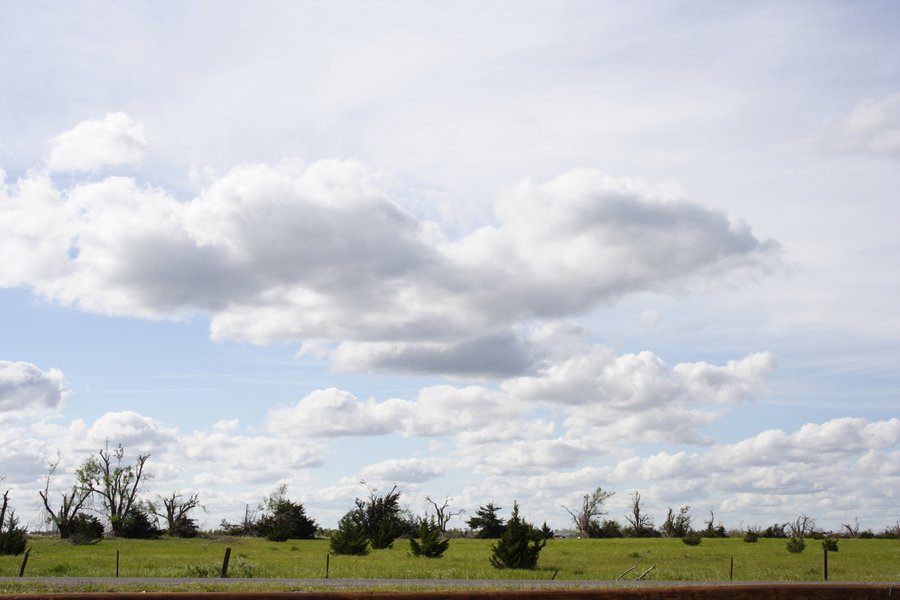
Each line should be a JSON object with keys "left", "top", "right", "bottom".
{"left": 116, "top": 550, "right": 120, "bottom": 577}
{"left": 824, "top": 547, "right": 829, "bottom": 581}
{"left": 220, "top": 547, "right": 231, "bottom": 578}
{"left": 729, "top": 556, "right": 734, "bottom": 581}
{"left": 325, "top": 552, "right": 330, "bottom": 579}
{"left": 18, "top": 548, "right": 30, "bottom": 577}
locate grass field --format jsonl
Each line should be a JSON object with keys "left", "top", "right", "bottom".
{"left": 0, "top": 535, "right": 897, "bottom": 586}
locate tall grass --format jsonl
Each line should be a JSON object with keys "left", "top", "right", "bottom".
{"left": 0, "top": 536, "right": 897, "bottom": 582}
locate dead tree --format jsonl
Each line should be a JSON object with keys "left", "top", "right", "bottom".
{"left": 842, "top": 518, "right": 860, "bottom": 538}
{"left": 788, "top": 514, "right": 816, "bottom": 539}
{"left": 625, "top": 491, "right": 655, "bottom": 536}
{"left": 152, "top": 492, "right": 203, "bottom": 536}
{"left": 563, "top": 487, "right": 615, "bottom": 537}
{"left": 425, "top": 496, "right": 463, "bottom": 532}
{"left": 38, "top": 457, "right": 91, "bottom": 538}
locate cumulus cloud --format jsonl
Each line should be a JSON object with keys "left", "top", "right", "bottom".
{"left": 267, "top": 384, "right": 525, "bottom": 439}
{"left": 504, "top": 348, "right": 775, "bottom": 443}
{"left": 823, "top": 92, "right": 900, "bottom": 159}
{"left": 360, "top": 457, "right": 449, "bottom": 483}
{"left": 267, "top": 388, "right": 408, "bottom": 437}
{"left": 0, "top": 360, "right": 69, "bottom": 419}
{"left": 1, "top": 124, "right": 780, "bottom": 375}
{"left": 47, "top": 112, "right": 147, "bottom": 172}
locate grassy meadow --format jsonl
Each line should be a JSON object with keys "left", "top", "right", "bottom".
{"left": 0, "top": 535, "right": 897, "bottom": 586}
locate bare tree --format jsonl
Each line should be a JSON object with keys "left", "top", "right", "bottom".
{"left": 38, "top": 455, "right": 91, "bottom": 538}
{"left": 425, "top": 495, "right": 463, "bottom": 533}
{"left": 624, "top": 491, "right": 655, "bottom": 536}
{"left": 76, "top": 443, "right": 150, "bottom": 536}
{"left": 152, "top": 492, "right": 203, "bottom": 537}
{"left": 842, "top": 518, "right": 860, "bottom": 538}
{"left": 702, "top": 508, "right": 726, "bottom": 537}
{"left": 563, "top": 486, "right": 615, "bottom": 537}
{"left": 788, "top": 514, "right": 816, "bottom": 539}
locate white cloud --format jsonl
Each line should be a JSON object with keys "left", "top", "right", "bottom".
{"left": 824, "top": 92, "right": 900, "bottom": 159}
{"left": 1, "top": 141, "right": 780, "bottom": 376}
{"left": 360, "top": 457, "right": 449, "bottom": 484}
{"left": 0, "top": 360, "right": 69, "bottom": 419}
{"left": 267, "top": 388, "right": 408, "bottom": 437}
{"left": 504, "top": 348, "right": 775, "bottom": 444}
{"left": 47, "top": 112, "right": 146, "bottom": 172}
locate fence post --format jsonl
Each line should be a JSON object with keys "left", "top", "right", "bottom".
{"left": 116, "top": 550, "right": 120, "bottom": 577}
{"left": 325, "top": 553, "right": 330, "bottom": 579}
{"left": 823, "top": 547, "right": 828, "bottom": 581}
{"left": 220, "top": 547, "right": 231, "bottom": 578}
{"left": 18, "top": 548, "right": 30, "bottom": 577}
{"left": 729, "top": 556, "right": 734, "bottom": 581}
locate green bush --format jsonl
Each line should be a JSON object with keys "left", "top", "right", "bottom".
{"left": 786, "top": 536, "right": 806, "bottom": 553}
{"left": 68, "top": 513, "right": 104, "bottom": 545}
{"left": 682, "top": 532, "right": 702, "bottom": 546}
{"left": 0, "top": 510, "right": 27, "bottom": 556}
{"left": 409, "top": 517, "right": 449, "bottom": 558}
{"left": 330, "top": 512, "right": 369, "bottom": 556}
{"left": 120, "top": 506, "right": 162, "bottom": 539}
{"left": 256, "top": 490, "right": 317, "bottom": 541}
{"left": 743, "top": 528, "right": 760, "bottom": 543}
{"left": 822, "top": 537, "right": 839, "bottom": 552}
{"left": 489, "top": 502, "right": 545, "bottom": 570}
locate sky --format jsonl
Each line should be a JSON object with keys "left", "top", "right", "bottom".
{"left": 0, "top": 0, "right": 898, "bottom": 533}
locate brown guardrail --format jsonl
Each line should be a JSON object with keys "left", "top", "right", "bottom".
{"left": 1, "top": 585, "right": 898, "bottom": 600}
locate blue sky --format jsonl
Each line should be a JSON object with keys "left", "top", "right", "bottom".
{"left": 1, "top": 1, "right": 898, "bottom": 532}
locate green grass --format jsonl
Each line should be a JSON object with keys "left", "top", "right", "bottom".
{"left": 0, "top": 536, "right": 897, "bottom": 585}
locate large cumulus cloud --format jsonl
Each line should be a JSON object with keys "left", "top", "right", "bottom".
{"left": 0, "top": 115, "right": 780, "bottom": 376}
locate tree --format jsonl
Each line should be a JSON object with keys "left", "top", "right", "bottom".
{"left": 787, "top": 514, "right": 816, "bottom": 539}
{"left": 701, "top": 508, "right": 727, "bottom": 538}
{"left": 842, "top": 518, "right": 860, "bottom": 538}
{"left": 39, "top": 456, "right": 91, "bottom": 539}
{"left": 424, "top": 496, "right": 462, "bottom": 533}
{"left": 409, "top": 516, "right": 450, "bottom": 558}
{"left": 355, "top": 483, "right": 409, "bottom": 549}
{"left": 0, "top": 491, "right": 27, "bottom": 556}
{"left": 152, "top": 492, "right": 203, "bottom": 538}
{"left": 256, "top": 484, "right": 317, "bottom": 541}
{"left": 219, "top": 504, "right": 258, "bottom": 536}
{"left": 68, "top": 513, "right": 105, "bottom": 545}
{"left": 330, "top": 511, "right": 369, "bottom": 556}
{"left": 562, "top": 486, "right": 614, "bottom": 537}
{"left": 786, "top": 514, "right": 815, "bottom": 554}
{"left": 661, "top": 506, "right": 692, "bottom": 538}
{"left": 119, "top": 504, "right": 162, "bottom": 539}
{"left": 624, "top": 491, "right": 656, "bottom": 537}
{"left": 76, "top": 443, "right": 150, "bottom": 536}
{"left": 467, "top": 502, "right": 506, "bottom": 538}
{"left": 489, "top": 502, "right": 545, "bottom": 570}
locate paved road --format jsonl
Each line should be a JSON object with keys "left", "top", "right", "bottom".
{"left": 0, "top": 577, "right": 895, "bottom": 589}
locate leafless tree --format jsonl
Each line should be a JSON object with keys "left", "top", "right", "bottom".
{"left": 842, "top": 517, "right": 860, "bottom": 538}
{"left": 76, "top": 443, "right": 150, "bottom": 536}
{"left": 38, "top": 455, "right": 91, "bottom": 538}
{"left": 788, "top": 514, "right": 815, "bottom": 539}
{"left": 152, "top": 492, "right": 203, "bottom": 536}
{"left": 425, "top": 496, "right": 463, "bottom": 532}
{"left": 563, "top": 486, "right": 615, "bottom": 537}
{"left": 624, "top": 491, "right": 654, "bottom": 536}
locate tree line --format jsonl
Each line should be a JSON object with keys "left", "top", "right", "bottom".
{"left": 1, "top": 446, "right": 898, "bottom": 570}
